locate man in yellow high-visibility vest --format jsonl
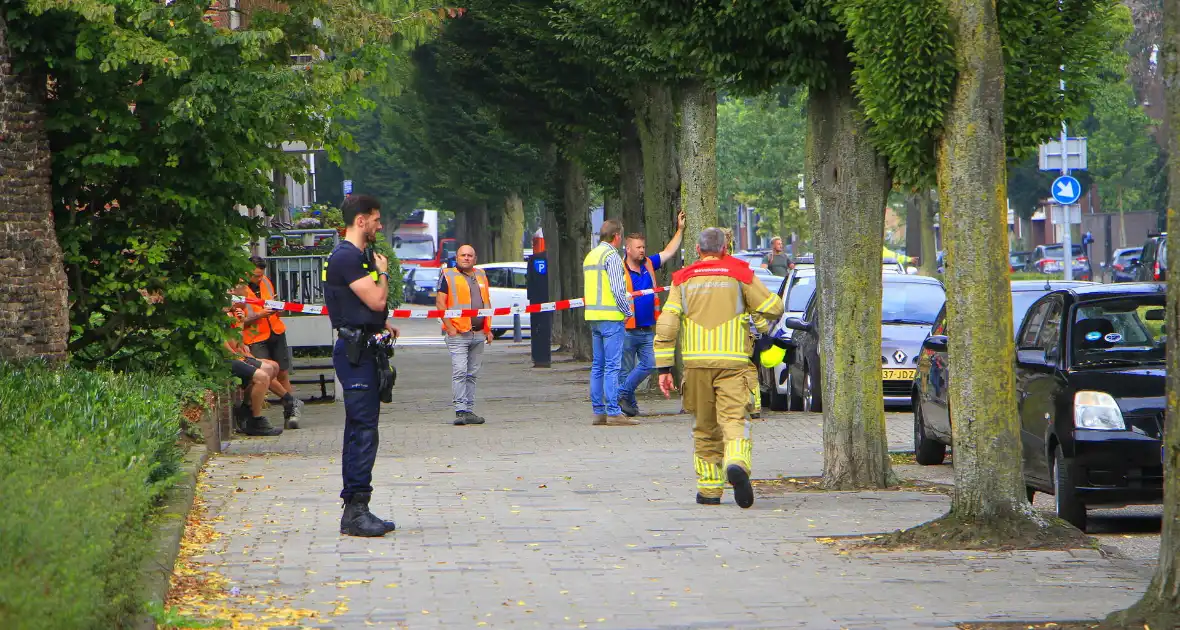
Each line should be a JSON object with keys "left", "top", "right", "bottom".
{"left": 583, "top": 219, "right": 637, "bottom": 426}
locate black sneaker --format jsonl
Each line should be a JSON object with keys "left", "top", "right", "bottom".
{"left": 696, "top": 493, "right": 721, "bottom": 505}
{"left": 454, "top": 412, "right": 468, "bottom": 426}
{"left": 242, "top": 416, "right": 283, "bottom": 437}
{"left": 462, "top": 411, "right": 486, "bottom": 425}
{"left": 618, "top": 398, "right": 639, "bottom": 417}
{"left": 283, "top": 399, "right": 303, "bottom": 429}
{"left": 727, "top": 464, "right": 754, "bottom": 509}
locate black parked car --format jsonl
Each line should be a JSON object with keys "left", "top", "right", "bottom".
{"left": 784, "top": 274, "right": 946, "bottom": 411}
{"left": 914, "top": 280, "right": 1094, "bottom": 465}
{"left": 1131, "top": 233, "right": 1167, "bottom": 282}
{"left": 1029, "top": 243, "right": 1093, "bottom": 280}
{"left": 916, "top": 282, "right": 1165, "bottom": 530}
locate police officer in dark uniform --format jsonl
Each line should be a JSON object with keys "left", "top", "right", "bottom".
{"left": 324, "top": 194, "right": 400, "bottom": 538}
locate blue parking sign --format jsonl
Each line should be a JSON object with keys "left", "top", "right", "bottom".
{"left": 534, "top": 258, "right": 547, "bottom": 275}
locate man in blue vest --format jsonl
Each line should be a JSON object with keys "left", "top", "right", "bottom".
{"left": 617, "top": 211, "right": 686, "bottom": 417}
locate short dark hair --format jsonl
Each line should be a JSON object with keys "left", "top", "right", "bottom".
{"left": 341, "top": 194, "right": 381, "bottom": 226}
{"left": 625, "top": 233, "right": 646, "bottom": 243}
{"left": 599, "top": 219, "right": 623, "bottom": 243}
{"left": 249, "top": 255, "right": 267, "bottom": 270}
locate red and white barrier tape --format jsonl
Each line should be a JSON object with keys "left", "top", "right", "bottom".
{"left": 232, "top": 285, "right": 671, "bottom": 319}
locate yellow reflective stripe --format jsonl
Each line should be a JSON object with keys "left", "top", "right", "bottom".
{"left": 756, "top": 294, "right": 778, "bottom": 312}
{"left": 682, "top": 351, "right": 750, "bottom": 360}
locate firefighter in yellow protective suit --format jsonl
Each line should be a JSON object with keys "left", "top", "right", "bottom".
{"left": 719, "top": 228, "right": 768, "bottom": 419}
{"left": 656, "top": 228, "right": 785, "bottom": 508}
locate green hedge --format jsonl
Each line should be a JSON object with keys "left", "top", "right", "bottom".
{"left": 0, "top": 362, "right": 187, "bottom": 630}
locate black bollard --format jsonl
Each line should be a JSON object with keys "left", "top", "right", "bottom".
{"left": 526, "top": 252, "right": 552, "bottom": 367}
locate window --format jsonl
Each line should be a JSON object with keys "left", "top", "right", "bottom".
{"left": 786, "top": 276, "right": 816, "bottom": 311}
{"left": 1019, "top": 301, "right": 1051, "bottom": 348}
{"left": 510, "top": 268, "right": 528, "bottom": 289}
{"left": 1036, "top": 298, "right": 1063, "bottom": 357}
{"left": 483, "top": 268, "right": 508, "bottom": 288}
{"left": 931, "top": 306, "right": 947, "bottom": 336}
{"left": 880, "top": 281, "right": 946, "bottom": 325}
{"left": 1071, "top": 296, "right": 1166, "bottom": 367}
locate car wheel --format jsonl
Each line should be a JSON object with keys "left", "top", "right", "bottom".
{"left": 786, "top": 370, "right": 803, "bottom": 411}
{"left": 1053, "top": 444, "right": 1086, "bottom": 530}
{"left": 913, "top": 403, "right": 947, "bottom": 465}
{"left": 802, "top": 363, "right": 822, "bottom": 413}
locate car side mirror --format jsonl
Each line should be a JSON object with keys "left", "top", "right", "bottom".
{"left": 1017, "top": 349, "right": 1045, "bottom": 365}
{"left": 783, "top": 317, "right": 813, "bottom": 332}
{"left": 922, "top": 335, "right": 948, "bottom": 353}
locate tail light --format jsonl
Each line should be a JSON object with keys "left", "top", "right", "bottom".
{"left": 1154, "top": 261, "right": 1161, "bottom": 281}
{"left": 1113, "top": 263, "right": 1125, "bottom": 272}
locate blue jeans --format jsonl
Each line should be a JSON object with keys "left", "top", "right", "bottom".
{"left": 333, "top": 339, "right": 381, "bottom": 501}
{"left": 589, "top": 320, "right": 625, "bottom": 416}
{"left": 618, "top": 329, "right": 655, "bottom": 404}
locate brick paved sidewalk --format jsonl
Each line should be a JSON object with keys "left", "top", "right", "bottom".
{"left": 186, "top": 342, "right": 1152, "bottom": 629}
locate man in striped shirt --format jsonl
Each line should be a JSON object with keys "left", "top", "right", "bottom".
{"left": 583, "top": 220, "right": 636, "bottom": 426}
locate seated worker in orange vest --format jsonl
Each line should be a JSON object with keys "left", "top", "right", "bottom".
{"left": 226, "top": 297, "right": 287, "bottom": 436}
{"left": 435, "top": 244, "right": 494, "bottom": 426}
{"left": 617, "top": 211, "right": 685, "bottom": 417}
{"left": 242, "top": 256, "right": 303, "bottom": 429}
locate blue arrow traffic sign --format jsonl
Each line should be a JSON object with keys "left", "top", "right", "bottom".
{"left": 1051, "top": 175, "right": 1082, "bottom": 205}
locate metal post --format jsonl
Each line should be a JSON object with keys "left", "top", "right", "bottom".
{"left": 513, "top": 311, "right": 522, "bottom": 343}
{"left": 1060, "top": 72, "right": 1073, "bottom": 281}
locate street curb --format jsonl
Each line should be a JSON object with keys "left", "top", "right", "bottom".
{"left": 135, "top": 444, "right": 210, "bottom": 630}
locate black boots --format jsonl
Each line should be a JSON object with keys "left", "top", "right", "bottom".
{"left": 340, "top": 493, "right": 395, "bottom": 537}
{"left": 727, "top": 464, "right": 755, "bottom": 509}
{"left": 696, "top": 493, "right": 721, "bottom": 505}
{"left": 242, "top": 415, "right": 283, "bottom": 437}
{"left": 453, "top": 411, "right": 486, "bottom": 425}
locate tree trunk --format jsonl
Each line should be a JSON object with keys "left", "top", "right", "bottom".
{"left": 0, "top": 17, "right": 69, "bottom": 362}
{"left": 806, "top": 72, "right": 894, "bottom": 490}
{"left": 555, "top": 154, "right": 591, "bottom": 361}
{"left": 603, "top": 191, "right": 620, "bottom": 220}
{"left": 1105, "top": 2, "right": 1180, "bottom": 626}
{"left": 633, "top": 82, "right": 679, "bottom": 274}
{"left": 496, "top": 191, "right": 525, "bottom": 263}
{"left": 918, "top": 191, "right": 939, "bottom": 276}
{"left": 938, "top": 0, "right": 1041, "bottom": 526}
{"left": 678, "top": 81, "right": 718, "bottom": 265}
{"left": 619, "top": 119, "right": 645, "bottom": 237}
{"left": 542, "top": 198, "right": 562, "bottom": 345}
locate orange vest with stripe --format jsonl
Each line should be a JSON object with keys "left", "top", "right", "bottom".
{"left": 242, "top": 277, "right": 286, "bottom": 344}
{"left": 441, "top": 268, "right": 492, "bottom": 333}
{"left": 623, "top": 258, "right": 660, "bottom": 329}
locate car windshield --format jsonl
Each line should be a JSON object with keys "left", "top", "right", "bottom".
{"left": 413, "top": 268, "right": 440, "bottom": 285}
{"left": 786, "top": 276, "right": 816, "bottom": 311}
{"left": 1071, "top": 295, "right": 1166, "bottom": 367}
{"left": 394, "top": 238, "right": 435, "bottom": 260}
{"left": 881, "top": 282, "right": 945, "bottom": 325}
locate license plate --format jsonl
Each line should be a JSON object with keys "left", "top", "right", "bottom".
{"left": 882, "top": 369, "right": 916, "bottom": 381}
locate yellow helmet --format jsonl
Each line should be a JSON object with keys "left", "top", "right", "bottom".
{"left": 759, "top": 342, "right": 787, "bottom": 368}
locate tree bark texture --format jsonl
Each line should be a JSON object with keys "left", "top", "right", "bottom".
{"left": 542, "top": 199, "right": 563, "bottom": 345}
{"left": 555, "top": 154, "right": 591, "bottom": 361}
{"left": 495, "top": 191, "right": 525, "bottom": 263}
{"left": 619, "top": 120, "right": 645, "bottom": 238}
{"left": 918, "top": 191, "right": 939, "bottom": 277}
{"left": 633, "top": 82, "right": 679, "bottom": 274}
{"left": 0, "top": 16, "right": 69, "bottom": 362}
{"left": 1106, "top": 1, "right": 1180, "bottom": 625}
{"left": 678, "top": 81, "right": 718, "bottom": 266}
{"left": 938, "top": 0, "right": 1033, "bottom": 522}
{"left": 805, "top": 76, "right": 894, "bottom": 490}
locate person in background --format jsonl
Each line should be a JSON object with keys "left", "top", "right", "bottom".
{"left": 617, "top": 211, "right": 685, "bottom": 417}
{"left": 226, "top": 297, "right": 285, "bottom": 436}
{"left": 436, "top": 245, "right": 494, "bottom": 426}
{"left": 582, "top": 219, "right": 636, "bottom": 426}
{"left": 242, "top": 256, "right": 303, "bottom": 429}
{"left": 762, "top": 237, "right": 793, "bottom": 277}
{"left": 656, "top": 228, "right": 785, "bottom": 508}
